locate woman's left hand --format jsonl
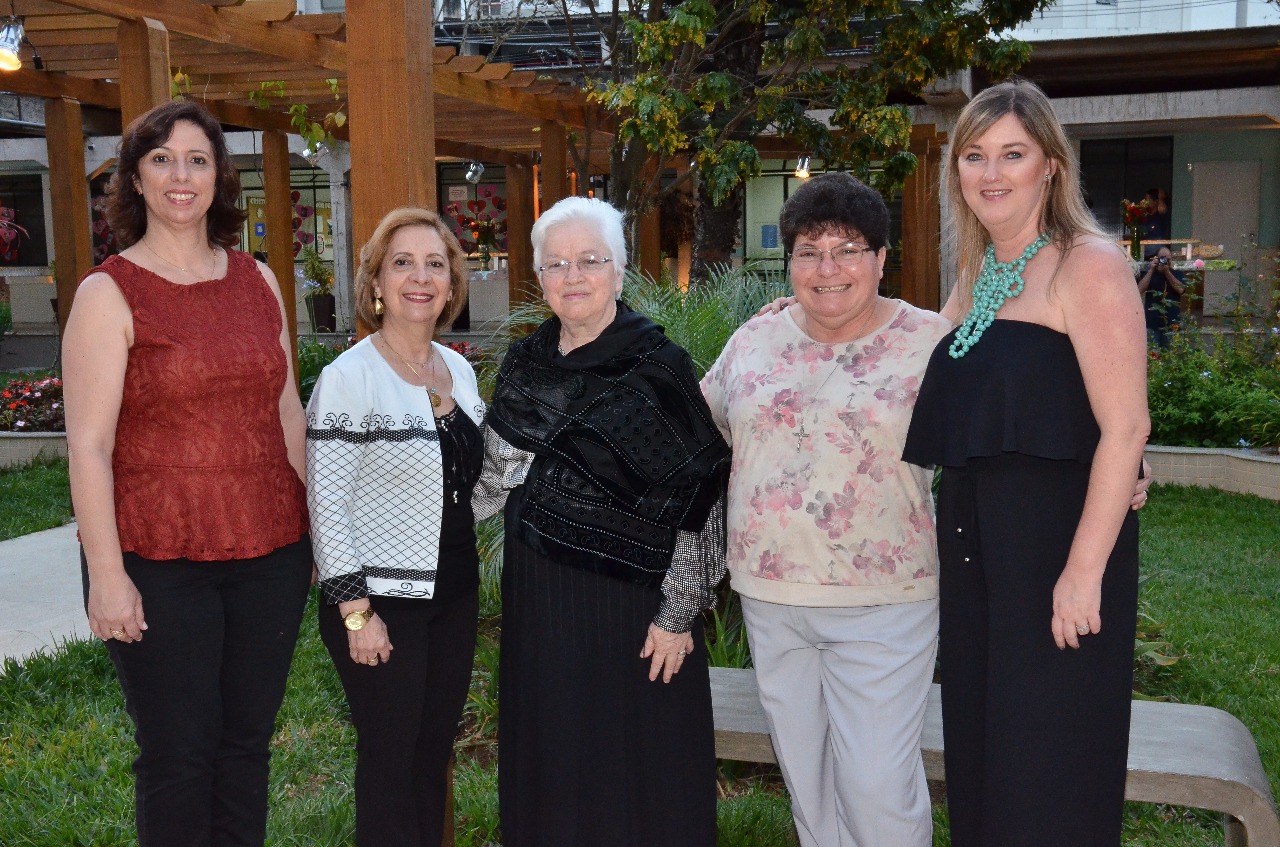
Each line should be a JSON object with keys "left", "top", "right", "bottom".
{"left": 1051, "top": 566, "right": 1103, "bottom": 650}
{"left": 1131, "top": 458, "right": 1153, "bottom": 510}
{"left": 641, "top": 623, "right": 694, "bottom": 683}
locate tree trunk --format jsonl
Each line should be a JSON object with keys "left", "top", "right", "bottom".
{"left": 691, "top": 185, "right": 743, "bottom": 285}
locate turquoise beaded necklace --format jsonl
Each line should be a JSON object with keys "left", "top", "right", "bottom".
{"left": 948, "top": 233, "right": 1051, "bottom": 359}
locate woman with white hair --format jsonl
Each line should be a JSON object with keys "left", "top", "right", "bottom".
{"left": 475, "top": 196, "right": 730, "bottom": 847}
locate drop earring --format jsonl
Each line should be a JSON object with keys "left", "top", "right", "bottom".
{"left": 374, "top": 296, "right": 385, "bottom": 316}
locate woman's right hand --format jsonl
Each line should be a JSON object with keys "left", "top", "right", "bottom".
{"left": 87, "top": 571, "right": 146, "bottom": 643}
{"left": 346, "top": 614, "right": 393, "bottom": 667}
{"left": 753, "top": 296, "right": 796, "bottom": 318}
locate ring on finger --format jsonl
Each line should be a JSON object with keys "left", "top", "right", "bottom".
{"left": 677, "top": 650, "right": 687, "bottom": 657}
{"left": 1075, "top": 624, "right": 1090, "bottom": 635}
{"left": 110, "top": 629, "right": 126, "bottom": 639}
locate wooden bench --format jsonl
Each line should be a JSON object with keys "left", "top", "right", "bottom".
{"left": 710, "top": 666, "right": 1280, "bottom": 847}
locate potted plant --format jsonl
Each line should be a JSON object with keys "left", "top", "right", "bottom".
{"left": 297, "top": 246, "right": 336, "bottom": 333}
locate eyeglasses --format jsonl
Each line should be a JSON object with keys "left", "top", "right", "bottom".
{"left": 789, "top": 243, "right": 875, "bottom": 269}
{"left": 537, "top": 256, "right": 613, "bottom": 279}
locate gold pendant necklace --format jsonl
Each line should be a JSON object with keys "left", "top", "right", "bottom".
{"left": 141, "top": 238, "right": 218, "bottom": 280}
{"left": 379, "top": 333, "right": 443, "bottom": 408}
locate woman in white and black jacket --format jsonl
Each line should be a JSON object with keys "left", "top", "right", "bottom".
{"left": 305, "top": 207, "right": 483, "bottom": 847}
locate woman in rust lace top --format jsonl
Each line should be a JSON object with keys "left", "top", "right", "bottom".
{"left": 63, "top": 100, "right": 311, "bottom": 846}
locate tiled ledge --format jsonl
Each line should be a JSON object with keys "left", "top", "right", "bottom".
{"left": 1146, "top": 445, "right": 1280, "bottom": 501}
{"left": 0, "top": 432, "right": 67, "bottom": 469}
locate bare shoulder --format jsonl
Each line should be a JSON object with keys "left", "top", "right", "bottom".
{"left": 73, "top": 271, "right": 130, "bottom": 316}
{"left": 1061, "top": 235, "right": 1131, "bottom": 282}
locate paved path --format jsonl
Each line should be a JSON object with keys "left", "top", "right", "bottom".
{"left": 0, "top": 522, "right": 91, "bottom": 668}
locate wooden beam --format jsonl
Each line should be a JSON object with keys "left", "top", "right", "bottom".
{"left": 432, "top": 68, "right": 585, "bottom": 127}
{"left": 445, "top": 55, "right": 486, "bottom": 74}
{"left": 637, "top": 198, "right": 661, "bottom": 282}
{"left": 539, "top": 120, "right": 569, "bottom": 212}
{"left": 505, "top": 161, "right": 535, "bottom": 308}
{"left": 899, "top": 125, "right": 943, "bottom": 311}
{"left": 117, "top": 17, "right": 170, "bottom": 130}
{"left": 235, "top": 0, "right": 295, "bottom": 22}
{"left": 23, "top": 14, "right": 118, "bottom": 31}
{"left": 54, "top": 0, "right": 346, "bottom": 71}
{"left": 262, "top": 129, "right": 300, "bottom": 379}
{"left": 0, "top": 65, "right": 119, "bottom": 107}
{"left": 282, "top": 13, "right": 344, "bottom": 36}
{"left": 435, "top": 139, "right": 531, "bottom": 169}
{"left": 346, "top": 0, "right": 436, "bottom": 281}
{"left": 473, "top": 62, "right": 512, "bottom": 80}
{"left": 44, "top": 96, "right": 94, "bottom": 334}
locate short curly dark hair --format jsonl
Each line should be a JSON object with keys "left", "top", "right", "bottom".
{"left": 779, "top": 172, "right": 889, "bottom": 254}
{"left": 106, "top": 100, "right": 246, "bottom": 249}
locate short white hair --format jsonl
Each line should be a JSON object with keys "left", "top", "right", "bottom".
{"left": 530, "top": 196, "right": 628, "bottom": 277}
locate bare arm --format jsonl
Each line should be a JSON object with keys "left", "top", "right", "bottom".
{"left": 258, "top": 260, "right": 307, "bottom": 482}
{"left": 63, "top": 272, "right": 146, "bottom": 642}
{"left": 1054, "top": 239, "right": 1151, "bottom": 650}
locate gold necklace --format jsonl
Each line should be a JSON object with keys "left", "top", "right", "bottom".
{"left": 141, "top": 238, "right": 218, "bottom": 280}
{"left": 379, "top": 333, "right": 443, "bottom": 408}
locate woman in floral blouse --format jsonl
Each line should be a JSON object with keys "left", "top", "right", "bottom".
{"left": 702, "top": 172, "right": 947, "bottom": 846}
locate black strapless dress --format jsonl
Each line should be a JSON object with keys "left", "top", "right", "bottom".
{"left": 903, "top": 320, "right": 1138, "bottom": 847}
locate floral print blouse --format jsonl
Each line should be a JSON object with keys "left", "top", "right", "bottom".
{"left": 700, "top": 301, "right": 951, "bottom": 607}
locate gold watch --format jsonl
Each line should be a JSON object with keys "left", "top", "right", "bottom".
{"left": 342, "top": 608, "right": 376, "bottom": 631}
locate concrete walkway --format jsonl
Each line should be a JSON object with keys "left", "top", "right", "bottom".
{"left": 0, "top": 522, "right": 91, "bottom": 668}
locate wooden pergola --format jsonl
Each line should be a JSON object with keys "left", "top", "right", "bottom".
{"left": 0, "top": 0, "right": 613, "bottom": 348}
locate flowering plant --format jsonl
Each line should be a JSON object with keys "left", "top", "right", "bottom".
{"left": 1, "top": 376, "right": 64, "bottom": 432}
{"left": 1120, "top": 198, "right": 1153, "bottom": 227}
{"left": 296, "top": 245, "right": 334, "bottom": 298}
{"left": 448, "top": 195, "right": 508, "bottom": 270}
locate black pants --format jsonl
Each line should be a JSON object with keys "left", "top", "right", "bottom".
{"left": 82, "top": 537, "right": 313, "bottom": 847}
{"left": 937, "top": 456, "right": 1138, "bottom": 847}
{"left": 319, "top": 591, "right": 479, "bottom": 847}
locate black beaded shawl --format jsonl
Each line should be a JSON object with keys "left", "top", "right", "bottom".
{"left": 487, "top": 301, "right": 731, "bottom": 588}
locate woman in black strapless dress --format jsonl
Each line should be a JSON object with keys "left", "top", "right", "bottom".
{"left": 903, "top": 80, "right": 1150, "bottom": 846}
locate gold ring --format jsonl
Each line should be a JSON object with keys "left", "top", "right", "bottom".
{"left": 110, "top": 629, "right": 126, "bottom": 639}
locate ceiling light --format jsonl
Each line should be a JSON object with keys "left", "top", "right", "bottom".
{"left": 794, "top": 155, "right": 811, "bottom": 180}
{"left": 302, "top": 141, "right": 330, "bottom": 167}
{"left": 465, "top": 161, "right": 485, "bottom": 184}
{"left": 0, "top": 17, "right": 24, "bottom": 72}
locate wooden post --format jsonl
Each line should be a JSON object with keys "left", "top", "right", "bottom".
{"left": 900, "top": 125, "right": 943, "bottom": 311}
{"left": 262, "top": 130, "right": 299, "bottom": 378}
{"left": 505, "top": 161, "right": 535, "bottom": 307}
{"left": 44, "top": 97, "right": 94, "bottom": 334}
{"left": 346, "top": 0, "right": 436, "bottom": 315}
{"left": 637, "top": 202, "right": 662, "bottom": 282}
{"left": 117, "top": 17, "right": 171, "bottom": 130}
{"left": 539, "top": 120, "right": 569, "bottom": 212}
{"left": 674, "top": 160, "right": 692, "bottom": 290}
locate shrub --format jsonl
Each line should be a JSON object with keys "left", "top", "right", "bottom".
{"left": 1148, "top": 269, "right": 1280, "bottom": 449}
{"left": 297, "top": 336, "right": 350, "bottom": 405}
{"left": 0, "top": 375, "right": 64, "bottom": 432}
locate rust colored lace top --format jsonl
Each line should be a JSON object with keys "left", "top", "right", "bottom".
{"left": 101, "top": 250, "right": 308, "bottom": 561}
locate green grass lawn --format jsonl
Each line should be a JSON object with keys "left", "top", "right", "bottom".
{"left": 0, "top": 457, "right": 71, "bottom": 541}
{"left": 0, "top": 478, "right": 1276, "bottom": 846}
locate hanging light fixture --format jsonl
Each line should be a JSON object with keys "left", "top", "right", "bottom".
{"left": 465, "top": 161, "right": 485, "bottom": 184}
{"left": 0, "top": 16, "right": 24, "bottom": 72}
{"left": 793, "top": 155, "right": 811, "bottom": 180}
{"left": 301, "top": 141, "right": 330, "bottom": 167}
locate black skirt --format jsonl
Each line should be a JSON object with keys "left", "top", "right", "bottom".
{"left": 497, "top": 490, "right": 717, "bottom": 847}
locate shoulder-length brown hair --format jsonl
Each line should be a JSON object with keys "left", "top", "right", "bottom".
{"left": 354, "top": 207, "right": 469, "bottom": 333}
{"left": 106, "top": 100, "right": 246, "bottom": 250}
{"left": 944, "top": 78, "right": 1107, "bottom": 308}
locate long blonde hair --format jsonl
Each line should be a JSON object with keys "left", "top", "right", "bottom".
{"left": 944, "top": 79, "right": 1107, "bottom": 307}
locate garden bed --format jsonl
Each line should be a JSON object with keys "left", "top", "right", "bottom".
{"left": 1145, "top": 445, "right": 1280, "bottom": 501}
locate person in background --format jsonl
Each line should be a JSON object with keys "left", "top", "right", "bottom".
{"left": 475, "top": 196, "right": 730, "bottom": 847}
{"left": 306, "top": 207, "right": 483, "bottom": 847}
{"left": 903, "top": 78, "right": 1149, "bottom": 846}
{"left": 63, "top": 99, "right": 312, "bottom": 846}
{"left": 1138, "top": 245, "right": 1185, "bottom": 348}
